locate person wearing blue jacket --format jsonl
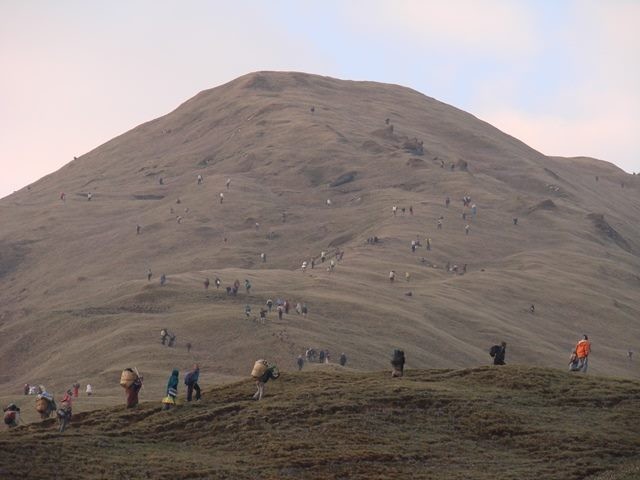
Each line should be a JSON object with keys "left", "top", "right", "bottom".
{"left": 163, "top": 369, "right": 179, "bottom": 410}
{"left": 184, "top": 364, "right": 201, "bottom": 402}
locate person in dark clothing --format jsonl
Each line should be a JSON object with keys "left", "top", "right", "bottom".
{"left": 339, "top": 352, "right": 347, "bottom": 367}
{"left": 319, "top": 350, "right": 326, "bottom": 363}
{"left": 490, "top": 342, "right": 507, "bottom": 365}
{"left": 297, "top": 355, "right": 304, "bottom": 371}
{"left": 259, "top": 308, "right": 267, "bottom": 324}
{"left": 204, "top": 278, "right": 210, "bottom": 290}
{"left": 184, "top": 364, "right": 201, "bottom": 402}
{"left": 391, "top": 349, "right": 405, "bottom": 377}
{"left": 163, "top": 369, "right": 179, "bottom": 410}
{"left": 3, "top": 403, "right": 20, "bottom": 427}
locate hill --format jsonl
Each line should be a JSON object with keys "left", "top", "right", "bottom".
{"left": 1, "top": 367, "right": 640, "bottom": 479}
{"left": 0, "top": 71, "right": 639, "bottom": 410}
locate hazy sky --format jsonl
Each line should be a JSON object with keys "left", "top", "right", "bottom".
{"left": 1, "top": 0, "right": 638, "bottom": 198}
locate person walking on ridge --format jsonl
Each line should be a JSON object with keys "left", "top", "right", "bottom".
{"left": 184, "top": 364, "right": 201, "bottom": 402}
{"left": 574, "top": 335, "right": 591, "bottom": 373}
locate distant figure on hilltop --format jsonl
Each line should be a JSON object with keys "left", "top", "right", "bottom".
{"left": 573, "top": 335, "right": 591, "bottom": 373}
{"left": 490, "top": 342, "right": 507, "bottom": 365}
{"left": 391, "top": 349, "right": 405, "bottom": 377}
{"left": 445, "top": 196, "right": 450, "bottom": 208}
{"left": 339, "top": 352, "right": 347, "bottom": 367}
{"left": 297, "top": 355, "right": 304, "bottom": 371}
{"left": 162, "top": 369, "right": 179, "bottom": 410}
{"left": 197, "top": 174, "right": 203, "bottom": 185}
{"left": 147, "top": 269, "right": 152, "bottom": 281}
{"left": 251, "top": 360, "right": 279, "bottom": 401}
{"left": 261, "top": 252, "right": 266, "bottom": 263}
{"left": 137, "top": 224, "right": 142, "bottom": 235}
{"left": 215, "top": 277, "right": 221, "bottom": 289}
{"left": 120, "top": 368, "right": 143, "bottom": 409}
{"left": 160, "top": 273, "right": 167, "bottom": 286}
{"left": 4, "top": 403, "right": 20, "bottom": 428}
{"left": 389, "top": 270, "right": 395, "bottom": 282}
{"left": 226, "top": 178, "right": 231, "bottom": 190}
{"left": 184, "top": 364, "right": 201, "bottom": 402}
{"left": 204, "top": 278, "right": 210, "bottom": 290}
{"left": 87, "top": 192, "right": 92, "bottom": 201}
{"left": 60, "top": 192, "right": 66, "bottom": 202}
{"left": 219, "top": 192, "right": 224, "bottom": 204}
{"left": 513, "top": 218, "right": 518, "bottom": 225}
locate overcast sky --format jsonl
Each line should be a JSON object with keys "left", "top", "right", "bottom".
{"left": 1, "top": 0, "right": 638, "bottom": 198}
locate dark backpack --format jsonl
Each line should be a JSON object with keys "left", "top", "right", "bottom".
{"left": 184, "top": 372, "right": 194, "bottom": 386}
{"left": 489, "top": 345, "right": 501, "bottom": 358}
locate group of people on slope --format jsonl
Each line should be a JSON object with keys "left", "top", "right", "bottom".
{"left": 488, "top": 336, "right": 592, "bottom": 372}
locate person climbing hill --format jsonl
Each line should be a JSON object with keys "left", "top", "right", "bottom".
{"left": 184, "top": 364, "right": 201, "bottom": 402}
{"left": 251, "top": 360, "right": 279, "bottom": 400}
{"left": 163, "top": 369, "right": 179, "bottom": 410}
{"left": 489, "top": 342, "right": 507, "bottom": 365}
{"left": 3, "top": 403, "right": 20, "bottom": 428}
{"left": 574, "top": 335, "right": 591, "bottom": 373}
{"left": 391, "top": 349, "right": 405, "bottom": 377}
{"left": 121, "top": 368, "right": 143, "bottom": 408}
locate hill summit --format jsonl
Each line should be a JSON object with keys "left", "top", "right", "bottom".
{"left": 0, "top": 71, "right": 639, "bottom": 408}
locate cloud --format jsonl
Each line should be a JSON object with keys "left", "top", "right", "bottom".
{"left": 341, "top": 0, "right": 539, "bottom": 58}
{"left": 475, "top": 1, "right": 640, "bottom": 171}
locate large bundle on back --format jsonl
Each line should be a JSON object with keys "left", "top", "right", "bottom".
{"left": 35, "top": 397, "right": 49, "bottom": 413}
{"left": 120, "top": 369, "right": 138, "bottom": 388}
{"left": 251, "top": 360, "right": 268, "bottom": 378}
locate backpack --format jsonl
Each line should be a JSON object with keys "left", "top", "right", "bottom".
{"left": 489, "top": 345, "right": 501, "bottom": 358}
{"left": 184, "top": 372, "right": 193, "bottom": 386}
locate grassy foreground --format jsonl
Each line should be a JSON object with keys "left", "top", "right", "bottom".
{"left": 1, "top": 366, "right": 639, "bottom": 479}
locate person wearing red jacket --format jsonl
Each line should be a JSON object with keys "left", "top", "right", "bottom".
{"left": 574, "top": 335, "right": 591, "bottom": 373}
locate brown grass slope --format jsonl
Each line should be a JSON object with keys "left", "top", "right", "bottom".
{"left": 0, "top": 71, "right": 639, "bottom": 406}
{"left": 1, "top": 367, "right": 640, "bottom": 480}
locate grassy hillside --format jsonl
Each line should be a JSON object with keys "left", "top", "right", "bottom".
{"left": 0, "top": 71, "right": 639, "bottom": 408}
{"left": 1, "top": 366, "right": 640, "bottom": 479}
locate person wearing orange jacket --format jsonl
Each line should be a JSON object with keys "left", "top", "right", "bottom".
{"left": 574, "top": 335, "right": 591, "bottom": 373}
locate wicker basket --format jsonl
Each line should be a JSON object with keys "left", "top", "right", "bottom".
{"left": 35, "top": 397, "right": 49, "bottom": 413}
{"left": 251, "top": 360, "right": 268, "bottom": 378}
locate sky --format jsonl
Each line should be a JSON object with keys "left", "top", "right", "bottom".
{"left": 1, "top": 0, "right": 638, "bottom": 198}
